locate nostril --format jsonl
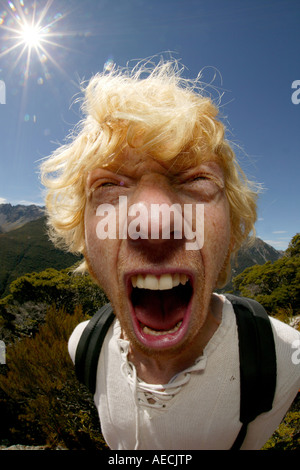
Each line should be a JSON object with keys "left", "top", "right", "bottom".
{"left": 127, "top": 202, "right": 150, "bottom": 240}
{"left": 172, "top": 229, "right": 185, "bottom": 240}
{"left": 125, "top": 202, "right": 185, "bottom": 243}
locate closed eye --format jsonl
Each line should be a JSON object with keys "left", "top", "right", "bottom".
{"left": 99, "top": 181, "right": 119, "bottom": 187}
{"left": 192, "top": 175, "right": 210, "bottom": 181}
{"left": 90, "top": 180, "right": 123, "bottom": 193}
{"left": 178, "top": 171, "right": 225, "bottom": 202}
{"left": 188, "top": 173, "right": 223, "bottom": 188}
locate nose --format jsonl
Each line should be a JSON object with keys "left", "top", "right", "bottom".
{"left": 124, "top": 177, "right": 184, "bottom": 245}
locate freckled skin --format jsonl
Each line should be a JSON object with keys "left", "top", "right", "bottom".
{"left": 84, "top": 150, "right": 231, "bottom": 384}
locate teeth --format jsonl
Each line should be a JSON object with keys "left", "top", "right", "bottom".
{"left": 131, "top": 273, "right": 189, "bottom": 290}
{"left": 142, "top": 321, "right": 182, "bottom": 336}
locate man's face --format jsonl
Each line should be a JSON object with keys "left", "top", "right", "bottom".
{"left": 84, "top": 149, "right": 231, "bottom": 363}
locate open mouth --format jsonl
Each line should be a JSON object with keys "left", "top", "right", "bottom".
{"left": 127, "top": 272, "right": 194, "bottom": 350}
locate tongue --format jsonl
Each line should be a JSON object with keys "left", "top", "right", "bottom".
{"left": 132, "top": 287, "right": 187, "bottom": 331}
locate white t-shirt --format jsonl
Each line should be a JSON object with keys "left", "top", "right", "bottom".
{"left": 68, "top": 295, "right": 300, "bottom": 450}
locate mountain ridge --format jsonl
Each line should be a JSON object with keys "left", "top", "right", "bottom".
{"left": 0, "top": 203, "right": 45, "bottom": 233}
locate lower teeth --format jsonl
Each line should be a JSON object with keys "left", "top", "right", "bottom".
{"left": 142, "top": 321, "right": 182, "bottom": 336}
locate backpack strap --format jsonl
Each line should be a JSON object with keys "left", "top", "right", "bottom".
{"left": 225, "top": 294, "right": 277, "bottom": 450}
{"left": 75, "top": 303, "right": 114, "bottom": 395}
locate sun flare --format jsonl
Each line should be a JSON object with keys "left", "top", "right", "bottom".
{"left": 20, "top": 22, "right": 43, "bottom": 49}
{"left": 0, "top": 0, "right": 71, "bottom": 84}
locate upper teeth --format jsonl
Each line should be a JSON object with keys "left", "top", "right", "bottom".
{"left": 131, "top": 273, "right": 189, "bottom": 290}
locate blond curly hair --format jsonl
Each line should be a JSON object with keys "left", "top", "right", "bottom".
{"left": 40, "top": 59, "right": 258, "bottom": 287}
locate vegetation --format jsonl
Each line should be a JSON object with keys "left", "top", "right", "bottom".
{"left": 0, "top": 267, "right": 109, "bottom": 448}
{"left": 262, "top": 396, "right": 300, "bottom": 450}
{"left": 1, "top": 266, "right": 108, "bottom": 314}
{"left": 0, "top": 234, "right": 299, "bottom": 449}
{"left": 0, "top": 267, "right": 108, "bottom": 343}
{"left": 0, "top": 217, "right": 80, "bottom": 298}
{"left": 233, "top": 233, "right": 300, "bottom": 316}
{"left": 0, "top": 305, "right": 107, "bottom": 449}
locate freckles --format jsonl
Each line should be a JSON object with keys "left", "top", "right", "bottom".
{"left": 204, "top": 207, "right": 229, "bottom": 242}
{"left": 84, "top": 211, "right": 111, "bottom": 276}
{"left": 85, "top": 221, "right": 99, "bottom": 258}
{"left": 201, "top": 200, "right": 231, "bottom": 270}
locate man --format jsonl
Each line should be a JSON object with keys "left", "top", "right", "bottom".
{"left": 41, "top": 60, "right": 300, "bottom": 450}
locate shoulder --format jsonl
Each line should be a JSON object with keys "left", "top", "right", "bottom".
{"left": 68, "top": 320, "right": 90, "bottom": 364}
{"left": 67, "top": 316, "right": 120, "bottom": 365}
{"left": 270, "top": 315, "right": 300, "bottom": 351}
{"left": 270, "top": 314, "right": 300, "bottom": 336}
{"left": 269, "top": 316, "right": 300, "bottom": 393}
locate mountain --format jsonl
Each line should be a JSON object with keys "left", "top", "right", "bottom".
{"left": 233, "top": 236, "right": 281, "bottom": 275}
{"left": 0, "top": 203, "right": 44, "bottom": 233}
{"left": 0, "top": 216, "right": 81, "bottom": 298}
{"left": 222, "top": 237, "right": 282, "bottom": 292}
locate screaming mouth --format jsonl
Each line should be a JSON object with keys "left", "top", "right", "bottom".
{"left": 128, "top": 272, "right": 194, "bottom": 349}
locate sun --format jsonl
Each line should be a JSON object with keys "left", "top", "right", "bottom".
{"left": 20, "top": 22, "right": 43, "bottom": 49}
{"left": 0, "top": 0, "right": 72, "bottom": 83}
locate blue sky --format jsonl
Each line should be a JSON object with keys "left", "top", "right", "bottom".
{"left": 0, "top": 0, "right": 299, "bottom": 250}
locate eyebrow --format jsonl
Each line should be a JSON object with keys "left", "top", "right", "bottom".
{"left": 178, "top": 160, "right": 224, "bottom": 177}
{"left": 90, "top": 151, "right": 224, "bottom": 183}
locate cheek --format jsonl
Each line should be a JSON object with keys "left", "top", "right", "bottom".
{"left": 208, "top": 207, "right": 231, "bottom": 245}
{"left": 84, "top": 209, "right": 119, "bottom": 291}
{"left": 201, "top": 200, "right": 231, "bottom": 277}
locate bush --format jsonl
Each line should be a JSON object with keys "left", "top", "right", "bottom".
{"left": 262, "top": 394, "right": 300, "bottom": 450}
{"left": 0, "top": 305, "right": 107, "bottom": 449}
{"left": 4, "top": 267, "right": 108, "bottom": 315}
{"left": 0, "top": 267, "right": 108, "bottom": 344}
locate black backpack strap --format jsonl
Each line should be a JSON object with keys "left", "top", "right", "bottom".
{"left": 75, "top": 303, "right": 114, "bottom": 395}
{"left": 225, "top": 294, "right": 277, "bottom": 450}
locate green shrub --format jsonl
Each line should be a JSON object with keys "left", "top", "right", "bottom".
{"left": 262, "top": 394, "right": 300, "bottom": 450}
{"left": 233, "top": 234, "right": 300, "bottom": 316}
{"left": 0, "top": 305, "right": 107, "bottom": 449}
{"left": 4, "top": 267, "right": 108, "bottom": 315}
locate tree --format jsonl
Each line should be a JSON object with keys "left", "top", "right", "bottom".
{"left": 285, "top": 233, "right": 300, "bottom": 258}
